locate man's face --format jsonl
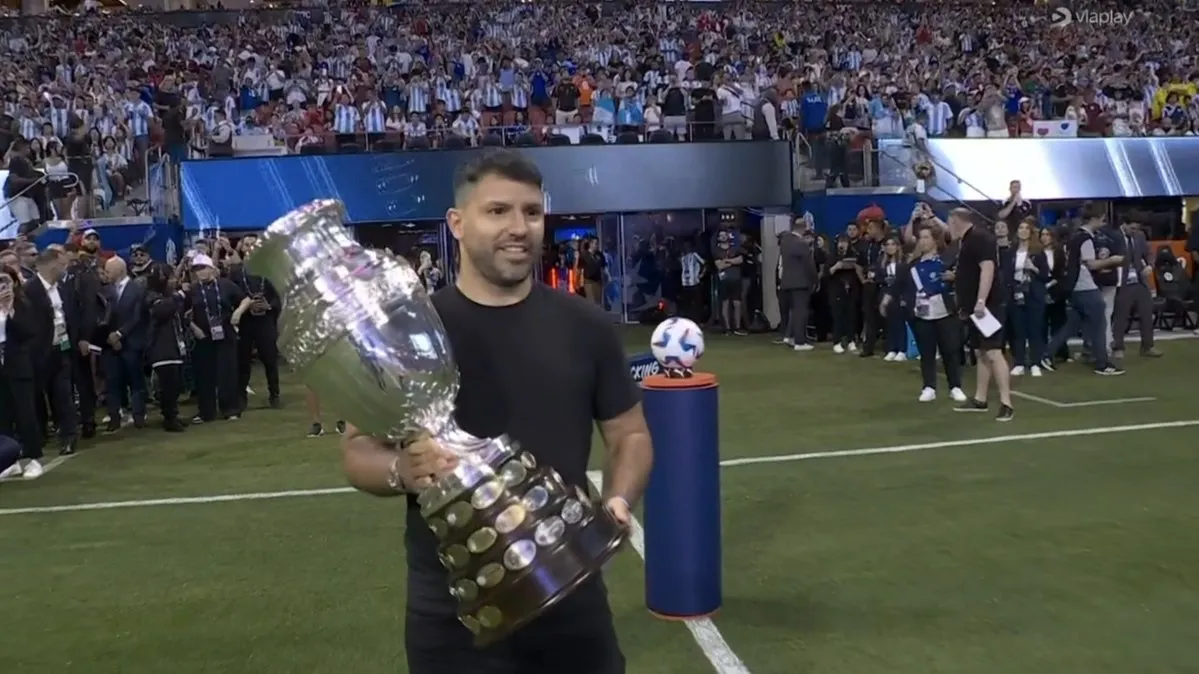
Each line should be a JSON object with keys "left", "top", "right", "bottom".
{"left": 17, "top": 246, "right": 35, "bottom": 268}
{"left": 447, "top": 174, "right": 545, "bottom": 289}
{"left": 1010, "top": 180, "right": 1021, "bottom": 196}
{"left": 239, "top": 235, "right": 258, "bottom": 255}
{"left": 83, "top": 235, "right": 100, "bottom": 253}
{"left": 847, "top": 224, "right": 860, "bottom": 239}
{"left": 194, "top": 265, "right": 216, "bottom": 282}
{"left": 132, "top": 250, "right": 150, "bottom": 266}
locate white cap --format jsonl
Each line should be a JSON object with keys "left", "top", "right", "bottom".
{"left": 191, "top": 253, "right": 215, "bottom": 268}
{"left": 82, "top": 228, "right": 100, "bottom": 238}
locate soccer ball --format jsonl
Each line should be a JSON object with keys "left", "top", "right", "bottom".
{"left": 650, "top": 318, "right": 705, "bottom": 375}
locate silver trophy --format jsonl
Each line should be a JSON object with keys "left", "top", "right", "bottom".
{"left": 246, "top": 200, "right": 626, "bottom": 646}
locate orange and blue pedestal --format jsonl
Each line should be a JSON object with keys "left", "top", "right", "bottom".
{"left": 640, "top": 372, "right": 722, "bottom": 619}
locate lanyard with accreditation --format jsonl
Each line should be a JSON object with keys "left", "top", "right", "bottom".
{"left": 911, "top": 264, "right": 949, "bottom": 320}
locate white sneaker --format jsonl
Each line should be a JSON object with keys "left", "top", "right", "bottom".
{"left": 246, "top": 386, "right": 256, "bottom": 396}
{"left": 23, "top": 460, "right": 44, "bottom": 480}
{"left": 949, "top": 387, "right": 969, "bottom": 402}
{"left": 893, "top": 353, "right": 907, "bottom": 362}
{"left": 847, "top": 342, "right": 858, "bottom": 352}
{"left": 1030, "top": 365, "right": 1043, "bottom": 377}
{"left": 1011, "top": 366, "right": 1026, "bottom": 376}
{"left": 884, "top": 352, "right": 897, "bottom": 361}
{"left": 793, "top": 344, "right": 814, "bottom": 352}
{"left": 782, "top": 338, "right": 795, "bottom": 346}
{"left": 918, "top": 387, "right": 937, "bottom": 402}
{"left": 0, "top": 462, "right": 22, "bottom": 479}
{"left": 833, "top": 343, "right": 846, "bottom": 354}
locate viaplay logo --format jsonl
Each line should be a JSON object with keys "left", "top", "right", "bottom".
{"left": 1050, "top": 6, "right": 1073, "bottom": 27}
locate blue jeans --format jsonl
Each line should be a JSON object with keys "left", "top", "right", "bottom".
{"left": 1045, "top": 289, "right": 1111, "bottom": 369}
{"left": 1008, "top": 296, "right": 1047, "bottom": 367}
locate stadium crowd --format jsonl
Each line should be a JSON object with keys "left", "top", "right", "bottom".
{"left": 3, "top": 0, "right": 1198, "bottom": 167}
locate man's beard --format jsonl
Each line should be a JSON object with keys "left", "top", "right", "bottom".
{"left": 465, "top": 240, "right": 533, "bottom": 289}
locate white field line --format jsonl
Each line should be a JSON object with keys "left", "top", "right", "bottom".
{"left": 6, "top": 419, "right": 1199, "bottom": 515}
{"left": 586, "top": 470, "right": 751, "bottom": 674}
{"left": 1011, "top": 391, "right": 1158, "bottom": 409}
{"left": 719, "top": 419, "right": 1199, "bottom": 468}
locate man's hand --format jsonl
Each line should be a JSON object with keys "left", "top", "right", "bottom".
{"left": 974, "top": 300, "right": 987, "bottom": 318}
{"left": 395, "top": 434, "right": 459, "bottom": 490}
{"left": 191, "top": 323, "right": 205, "bottom": 339}
{"left": 78, "top": 340, "right": 91, "bottom": 356}
{"left": 941, "top": 270, "right": 956, "bottom": 282}
{"left": 107, "top": 331, "right": 121, "bottom": 348}
{"left": 604, "top": 496, "right": 632, "bottom": 527}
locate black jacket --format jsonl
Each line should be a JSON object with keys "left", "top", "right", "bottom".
{"left": 1000, "top": 247, "right": 1051, "bottom": 305}
{"left": 22, "top": 274, "right": 85, "bottom": 364}
{"left": 0, "top": 298, "right": 38, "bottom": 380}
{"left": 100, "top": 278, "right": 149, "bottom": 351}
{"left": 145, "top": 291, "right": 186, "bottom": 366}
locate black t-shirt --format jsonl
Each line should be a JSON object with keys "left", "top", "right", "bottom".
{"left": 553, "top": 82, "right": 580, "bottom": 112}
{"left": 405, "top": 284, "right": 639, "bottom": 616}
{"left": 1001, "top": 197, "right": 1033, "bottom": 224}
{"left": 581, "top": 250, "right": 605, "bottom": 282}
{"left": 955, "top": 225, "right": 1001, "bottom": 308}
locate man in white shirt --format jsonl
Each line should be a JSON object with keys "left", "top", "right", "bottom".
{"left": 716, "top": 74, "right": 746, "bottom": 140}
{"left": 23, "top": 248, "right": 80, "bottom": 468}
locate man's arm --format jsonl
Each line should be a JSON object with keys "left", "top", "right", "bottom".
{"left": 976, "top": 260, "right": 995, "bottom": 308}
{"left": 340, "top": 424, "right": 405, "bottom": 497}
{"left": 593, "top": 319, "right": 653, "bottom": 507}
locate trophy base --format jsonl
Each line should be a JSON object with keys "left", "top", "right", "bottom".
{"left": 469, "top": 507, "right": 626, "bottom": 647}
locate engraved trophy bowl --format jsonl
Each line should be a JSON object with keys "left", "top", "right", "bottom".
{"left": 247, "top": 200, "right": 627, "bottom": 646}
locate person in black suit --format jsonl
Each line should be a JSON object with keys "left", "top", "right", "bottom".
{"left": 144, "top": 263, "right": 187, "bottom": 432}
{"left": 66, "top": 245, "right": 104, "bottom": 437}
{"left": 23, "top": 247, "right": 83, "bottom": 455}
{"left": 0, "top": 268, "right": 45, "bottom": 480}
{"left": 186, "top": 253, "right": 251, "bottom": 423}
{"left": 100, "top": 256, "right": 149, "bottom": 433}
{"left": 230, "top": 254, "right": 282, "bottom": 411}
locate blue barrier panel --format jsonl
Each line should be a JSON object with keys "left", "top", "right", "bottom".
{"left": 640, "top": 372, "right": 722, "bottom": 619}
{"left": 627, "top": 352, "right": 662, "bottom": 382}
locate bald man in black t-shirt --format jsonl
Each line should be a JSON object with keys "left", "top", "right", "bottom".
{"left": 947, "top": 209, "right": 1014, "bottom": 421}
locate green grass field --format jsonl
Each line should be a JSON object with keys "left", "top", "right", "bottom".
{"left": 3, "top": 330, "right": 1198, "bottom": 674}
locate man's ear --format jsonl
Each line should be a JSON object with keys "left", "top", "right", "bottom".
{"left": 446, "top": 208, "right": 465, "bottom": 242}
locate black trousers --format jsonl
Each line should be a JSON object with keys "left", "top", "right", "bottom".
{"left": 75, "top": 350, "right": 97, "bottom": 432}
{"left": 236, "top": 319, "right": 281, "bottom": 405}
{"left": 860, "top": 283, "right": 881, "bottom": 354}
{"left": 154, "top": 364, "right": 182, "bottom": 422}
{"left": 41, "top": 348, "right": 79, "bottom": 442}
{"left": 910, "top": 315, "right": 964, "bottom": 391}
{"left": 0, "top": 373, "right": 42, "bottom": 459}
{"left": 193, "top": 337, "right": 238, "bottom": 420}
{"left": 405, "top": 596, "right": 624, "bottom": 674}
{"left": 829, "top": 281, "right": 858, "bottom": 346}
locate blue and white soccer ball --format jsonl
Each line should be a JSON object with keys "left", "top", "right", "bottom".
{"left": 650, "top": 318, "right": 705, "bottom": 375}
